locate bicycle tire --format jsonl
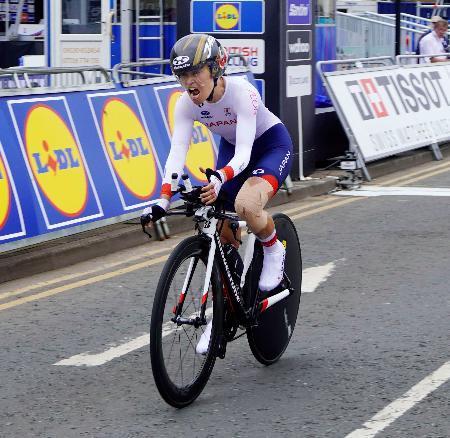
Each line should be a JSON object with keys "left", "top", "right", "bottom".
{"left": 150, "top": 236, "right": 224, "bottom": 408}
{"left": 246, "top": 213, "right": 302, "bottom": 365}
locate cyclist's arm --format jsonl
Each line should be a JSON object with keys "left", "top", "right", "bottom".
{"left": 218, "top": 87, "right": 258, "bottom": 182}
{"left": 160, "top": 95, "right": 194, "bottom": 199}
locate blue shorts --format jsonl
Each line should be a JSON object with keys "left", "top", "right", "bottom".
{"left": 217, "top": 123, "right": 293, "bottom": 211}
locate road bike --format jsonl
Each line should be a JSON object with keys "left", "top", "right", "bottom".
{"left": 142, "top": 172, "right": 302, "bottom": 408}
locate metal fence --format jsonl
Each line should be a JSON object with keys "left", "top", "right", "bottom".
{"left": 336, "top": 11, "right": 424, "bottom": 60}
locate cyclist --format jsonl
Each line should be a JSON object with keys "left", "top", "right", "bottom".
{"left": 142, "top": 34, "right": 293, "bottom": 353}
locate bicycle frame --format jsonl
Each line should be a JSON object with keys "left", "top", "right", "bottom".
{"left": 176, "top": 205, "right": 291, "bottom": 328}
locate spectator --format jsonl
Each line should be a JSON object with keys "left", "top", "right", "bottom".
{"left": 419, "top": 16, "right": 449, "bottom": 63}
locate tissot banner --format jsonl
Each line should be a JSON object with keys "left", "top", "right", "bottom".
{"left": 325, "top": 64, "right": 450, "bottom": 161}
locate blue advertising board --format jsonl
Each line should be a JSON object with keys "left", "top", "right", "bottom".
{"left": 0, "top": 71, "right": 256, "bottom": 249}
{"left": 286, "top": 0, "right": 312, "bottom": 26}
{"left": 191, "top": 1, "right": 264, "bottom": 34}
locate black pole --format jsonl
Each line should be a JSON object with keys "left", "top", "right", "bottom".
{"left": 395, "top": 0, "right": 401, "bottom": 56}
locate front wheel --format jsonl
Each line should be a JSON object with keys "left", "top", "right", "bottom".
{"left": 150, "top": 236, "right": 224, "bottom": 408}
{"left": 246, "top": 213, "right": 302, "bottom": 365}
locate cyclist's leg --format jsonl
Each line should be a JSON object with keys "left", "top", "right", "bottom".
{"left": 234, "top": 124, "right": 293, "bottom": 291}
{"left": 215, "top": 137, "right": 247, "bottom": 247}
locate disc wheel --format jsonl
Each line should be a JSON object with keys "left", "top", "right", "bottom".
{"left": 246, "top": 213, "right": 302, "bottom": 365}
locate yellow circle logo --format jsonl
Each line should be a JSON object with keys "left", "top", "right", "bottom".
{"left": 25, "top": 105, "right": 88, "bottom": 217}
{"left": 102, "top": 98, "right": 158, "bottom": 200}
{"left": 215, "top": 4, "right": 239, "bottom": 30}
{"left": 0, "top": 153, "right": 11, "bottom": 229}
{"left": 167, "top": 91, "right": 215, "bottom": 182}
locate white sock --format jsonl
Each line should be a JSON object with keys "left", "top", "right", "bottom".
{"left": 258, "top": 230, "right": 283, "bottom": 255}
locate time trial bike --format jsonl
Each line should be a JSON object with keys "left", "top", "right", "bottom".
{"left": 142, "top": 171, "right": 302, "bottom": 408}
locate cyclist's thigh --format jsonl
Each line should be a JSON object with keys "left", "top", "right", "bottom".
{"left": 249, "top": 124, "right": 294, "bottom": 195}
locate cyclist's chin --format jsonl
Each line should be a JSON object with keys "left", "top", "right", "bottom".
{"left": 188, "top": 92, "right": 207, "bottom": 105}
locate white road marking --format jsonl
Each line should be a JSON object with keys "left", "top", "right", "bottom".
{"left": 333, "top": 186, "right": 450, "bottom": 197}
{"left": 54, "top": 261, "right": 336, "bottom": 367}
{"left": 345, "top": 360, "right": 450, "bottom": 438}
{"left": 302, "top": 261, "right": 337, "bottom": 293}
{"left": 54, "top": 308, "right": 213, "bottom": 367}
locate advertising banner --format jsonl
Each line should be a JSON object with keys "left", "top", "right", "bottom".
{"left": 0, "top": 141, "right": 26, "bottom": 241}
{"left": 8, "top": 96, "right": 104, "bottom": 229}
{"left": 286, "top": 0, "right": 311, "bottom": 26}
{"left": 325, "top": 64, "right": 450, "bottom": 162}
{"left": 220, "top": 39, "right": 265, "bottom": 74}
{"left": 88, "top": 90, "right": 164, "bottom": 211}
{"left": 153, "top": 83, "right": 218, "bottom": 184}
{"left": 191, "top": 0, "right": 264, "bottom": 34}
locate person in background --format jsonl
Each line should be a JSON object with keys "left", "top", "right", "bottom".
{"left": 418, "top": 16, "right": 449, "bottom": 63}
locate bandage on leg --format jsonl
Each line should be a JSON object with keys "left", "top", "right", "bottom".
{"left": 234, "top": 177, "right": 273, "bottom": 234}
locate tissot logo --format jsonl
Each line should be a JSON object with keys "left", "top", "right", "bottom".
{"left": 345, "top": 70, "right": 450, "bottom": 121}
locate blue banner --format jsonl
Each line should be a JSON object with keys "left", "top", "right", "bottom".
{"left": 191, "top": 1, "right": 264, "bottom": 34}
{"left": 0, "top": 71, "right": 255, "bottom": 247}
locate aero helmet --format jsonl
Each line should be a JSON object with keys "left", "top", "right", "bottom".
{"left": 170, "top": 34, "right": 228, "bottom": 79}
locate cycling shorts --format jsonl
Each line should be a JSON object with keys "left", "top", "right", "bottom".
{"left": 217, "top": 123, "right": 293, "bottom": 211}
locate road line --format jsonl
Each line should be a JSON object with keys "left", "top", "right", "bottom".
{"left": 302, "top": 261, "right": 337, "bottom": 293}
{"left": 380, "top": 160, "right": 450, "bottom": 186}
{"left": 334, "top": 186, "right": 450, "bottom": 197}
{"left": 345, "top": 360, "right": 450, "bottom": 438}
{"left": 0, "top": 255, "right": 169, "bottom": 312}
{"left": 0, "top": 245, "right": 175, "bottom": 302}
{"left": 54, "top": 308, "right": 214, "bottom": 367}
{"left": 55, "top": 262, "right": 335, "bottom": 367}
{"left": 3, "top": 161, "right": 450, "bottom": 312}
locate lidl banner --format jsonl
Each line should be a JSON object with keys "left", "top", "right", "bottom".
{"left": 154, "top": 83, "right": 218, "bottom": 184}
{"left": 8, "top": 97, "right": 103, "bottom": 229}
{"left": 88, "top": 90, "right": 164, "bottom": 210}
{"left": 0, "top": 70, "right": 255, "bottom": 249}
{"left": 191, "top": 0, "right": 264, "bottom": 34}
{"left": 0, "top": 141, "right": 25, "bottom": 241}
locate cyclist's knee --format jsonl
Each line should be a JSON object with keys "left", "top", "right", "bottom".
{"left": 234, "top": 177, "right": 273, "bottom": 234}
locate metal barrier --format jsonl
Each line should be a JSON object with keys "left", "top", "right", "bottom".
{"left": 396, "top": 53, "right": 450, "bottom": 65}
{"left": 0, "top": 66, "right": 114, "bottom": 95}
{"left": 336, "top": 11, "right": 424, "bottom": 59}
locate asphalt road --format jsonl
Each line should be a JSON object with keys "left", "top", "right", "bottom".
{"left": 1, "top": 160, "right": 450, "bottom": 438}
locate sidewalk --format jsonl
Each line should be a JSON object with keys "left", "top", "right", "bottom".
{"left": 1, "top": 144, "right": 449, "bottom": 284}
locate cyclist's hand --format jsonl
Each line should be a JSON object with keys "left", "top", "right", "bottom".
{"left": 199, "top": 167, "right": 223, "bottom": 205}
{"left": 140, "top": 198, "right": 169, "bottom": 227}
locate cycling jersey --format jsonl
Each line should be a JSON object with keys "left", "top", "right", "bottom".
{"left": 161, "top": 76, "right": 280, "bottom": 196}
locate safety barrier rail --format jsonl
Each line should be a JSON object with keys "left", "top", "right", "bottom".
{"left": 0, "top": 66, "right": 114, "bottom": 94}
{"left": 336, "top": 11, "right": 424, "bottom": 59}
{"left": 396, "top": 53, "right": 450, "bottom": 65}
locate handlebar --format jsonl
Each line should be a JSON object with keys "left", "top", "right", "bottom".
{"left": 140, "top": 170, "right": 239, "bottom": 238}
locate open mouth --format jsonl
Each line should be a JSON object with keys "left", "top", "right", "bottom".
{"left": 188, "top": 88, "right": 200, "bottom": 97}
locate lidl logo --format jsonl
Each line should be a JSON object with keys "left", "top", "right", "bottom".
{"left": 9, "top": 97, "right": 102, "bottom": 229}
{"left": 167, "top": 90, "right": 216, "bottom": 182}
{"left": 101, "top": 97, "right": 158, "bottom": 201}
{"left": 24, "top": 104, "right": 89, "bottom": 217}
{"left": 214, "top": 3, "right": 240, "bottom": 31}
{"left": 0, "top": 153, "right": 11, "bottom": 230}
{"left": 0, "top": 143, "right": 25, "bottom": 241}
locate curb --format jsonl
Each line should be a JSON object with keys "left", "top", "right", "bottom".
{"left": 1, "top": 144, "right": 449, "bottom": 284}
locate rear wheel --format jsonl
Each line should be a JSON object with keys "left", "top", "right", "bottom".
{"left": 150, "top": 236, "right": 223, "bottom": 407}
{"left": 246, "top": 213, "right": 302, "bottom": 365}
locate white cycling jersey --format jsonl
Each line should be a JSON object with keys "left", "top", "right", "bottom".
{"left": 162, "top": 76, "right": 280, "bottom": 187}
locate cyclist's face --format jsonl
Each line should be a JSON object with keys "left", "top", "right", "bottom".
{"left": 178, "top": 66, "right": 214, "bottom": 104}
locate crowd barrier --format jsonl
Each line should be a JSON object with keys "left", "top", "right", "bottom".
{"left": 317, "top": 55, "right": 450, "bottom": 180}
{"left": 0, "top": 63, "right": 254, "bottom": 252}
